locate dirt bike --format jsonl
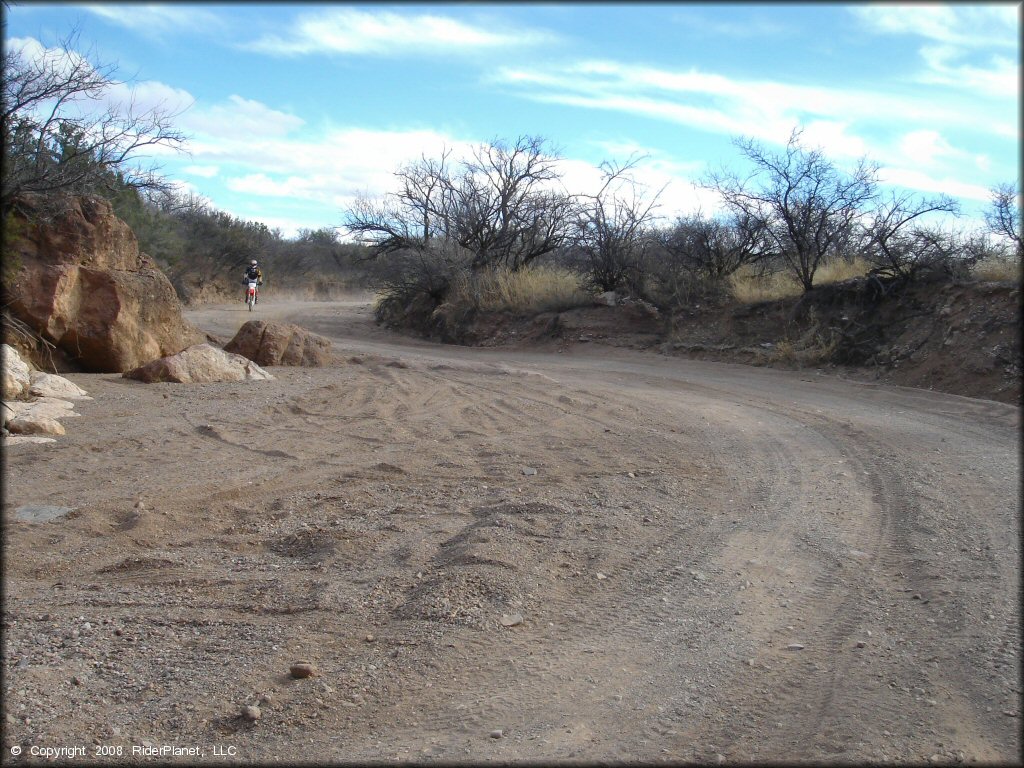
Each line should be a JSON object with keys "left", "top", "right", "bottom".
{"left": 245, "top": 279, "right": 260, "bottom": 311}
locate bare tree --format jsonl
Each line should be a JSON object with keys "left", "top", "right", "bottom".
{"left": 983, "top": 182, "right": 1021, "bottom": 257}
{"left": 1, "top": 30, "right": 188, "bottom": 217}
{"left": 570, "top": 156, "right": 663, "bottom": 292}
{"left": 345, "top": 136, "right": 574, "bottom": 272}
{"left": 345, "top": 148, "right": 456, "bottom": 254}
{"left": 861, "top": 191, "right": 961, "bottom": 279}
{"left": 703, "top": 128, "right": 878, "bottom": 292}
{"left": 345, "top": 136, "right": 585, "bottom": 327}
{"left": 658, "top": 211, "right": 767, "bottom": 284}
{"left": 396, "top": 148, "right": 453, "bottom": 247}
{"left": 455, "top": 136, "right": 574, "bottom": 271}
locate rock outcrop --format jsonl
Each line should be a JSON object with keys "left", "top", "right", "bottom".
{"left": 4, "top": 397, "right": 81, "bottom": 422}
{"left": 1, "top": 346, "right": 89, "bottom": 445}
{"left": 28, "top": 372, "right": 91, "bottom": 400}
{"left": 5, "top": 194, "right": 205, "bottom": 372}
{"left": 6, "top": 413, "right": 66, "bottom": 436}
{"left": 224, "top": 321, "right": 335, "bottom": 367}
{"left": 123, "top": 343, "right": 274, "bottom": 383}
{"left": 2, "top": 344, "right": 32, "bottom": 399}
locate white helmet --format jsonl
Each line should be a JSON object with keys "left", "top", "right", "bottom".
{"left": 251, "top": 260, "right": 258, "bottom": 266}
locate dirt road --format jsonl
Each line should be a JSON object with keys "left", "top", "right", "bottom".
{"left": 3, "top": 297, "right": 1020, "bottom": 764}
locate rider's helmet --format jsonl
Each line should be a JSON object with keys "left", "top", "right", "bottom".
{"left": 251, "top": 260, "right": 258, "bottom": 266}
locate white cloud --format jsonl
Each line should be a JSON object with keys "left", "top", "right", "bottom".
{"left": 93, "top": 33, "right": 1005, "bottom": 235}
{"left": 7, "top": 36, "right": 46, "bottom": 60}
{"left": 527, "top": 88, "right": 753, "bottom": 139}
{"left": 877, "top": 166, "right": 993, "bottom": 202}
{"left": 850, "top": 4, "right": 1019, "bottom": 49}
{"left": 105, "top": 79, "right": 195, "bottom": 120}
{"left": 181, "top": 117, "right": 727, "bottom": 230}
{"left": 225, "top": 173, "right": 329, "bottom": 201}
{"left": 216, "top": 123, "right": 983, "bottom": 217}
{"left": 896, "top": 129, "right": 963, "bottom": 168}
{"left": 851, "top": 5, "right": 1020, "bottom": 100}
{"left": 7, "top": 36, "right": 96, "bottom": 88}
{"left": 918, "top": 47, "right": 1020, "bottom": 99}
{"left": 81, "top": 4, "right": 225, "bottom": 36}
{"left": 800, "top": 121, "right": 871, "bottom": 160}
{"left": 8, "top": 35, "right": 195, "bottom": 118}
{"left": 180, "top": 95, "right": 304, "bottom": 139}
{"left": 492, "top": 59, "right": 1016, "bottom": 149}
{"left": 183, "top": 165, "right": 220, "bottom": 178}
{"left": 185, "top": 125, "right": 476, "bottom": 212}
{"left": 164, "top": 177, "right": 207, "bottom": 202}
{"left": 489, "top": 57, "right": 1021, "bottom": 206}
{"left": 551, "top": 153, "right": 723, "bottom": 223}
{"left": 248, "top": 8, "right": 555, "bottom": 56}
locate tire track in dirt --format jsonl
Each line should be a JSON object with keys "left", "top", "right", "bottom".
{"left": 693, "top": 392, "right": 1019, "bottom": 763}
{"left": 237, "top": 354, "right": 1016, "bottom": 762}
{"left": 205, "top": 302, "right": 1021, "bottom": 762}
{"left": 324, "top": 378, "right": 753, "bottom": 761}
{"left": 5, "top": 300, "right": 1017, "bottom": 765}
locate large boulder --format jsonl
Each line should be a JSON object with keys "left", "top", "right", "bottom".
{"left": 29, "top": 371, "right": 92, "bottom": 400}
{"left": 2, "top": 396, "right": 80, "bottom": 445}
{"left": 224, "top": 320, "right": 334, "bottom": 366}
{"left": 1, "top": 345, "right": 88, "bottom": 445}
{"left": 2, "top": 344, "right": 32, "bottom": 399}
{"left": 5, "top": 194, "right": 205, "bottom": 372}
{"left": 6, "top": 413, "right": 66, "bottom": 436}
{"left": 123, "top": 343, "right": 274, "bottom": 383}
{"left": 3, "top": 397, "right": 79, "bottom": 423}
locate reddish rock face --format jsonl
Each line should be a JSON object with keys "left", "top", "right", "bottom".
{"left": 20, "top": 195, "right": 144, "bottom": 271}
{"left": 224, "top": 320, "right": 334, "bottom": 367}
{"left": 5, "top": 195, "right": 205, "bottom": 372}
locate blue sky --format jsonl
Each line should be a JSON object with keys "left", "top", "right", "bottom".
{"left": 4, "top": 2, "right": 1020, "bottom": 238}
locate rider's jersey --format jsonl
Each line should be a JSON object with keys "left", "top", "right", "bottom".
{"left": 244, "top": 266, "right": 263, "bottom": 282}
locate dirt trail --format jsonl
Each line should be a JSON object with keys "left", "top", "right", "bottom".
{"left": 3, "top": 296, "right": 1020, "bottom": 765}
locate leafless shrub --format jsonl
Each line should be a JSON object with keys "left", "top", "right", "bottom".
{"left": 346, "top": 136, "right": 580, "bottom": 326}
{"left": 660, "top": 211, "right": 768, "bottom": 283}
{"left": 368, "top": 242, "right": 472, "bottom": 328}
{"left": 703, "top": 128, "right": 878, "bottom": 292}
{"left": 861, "top": 191, "right": 961, "bottom": 280}
{"left": 345, "top": 136, "right": 574, "bottom": 273}
{"left": 2, "top": 30, "right": 188, "bottom": 219}
{"left": 983, "top": 181, "right": 1021, "bottom": 259}
{"left": 568, "top": 155, "right": 663, "bottom": 293}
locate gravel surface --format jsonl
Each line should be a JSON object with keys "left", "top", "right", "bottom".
{"left": 2, "top": 297, "right": 1019, "bottom": 765}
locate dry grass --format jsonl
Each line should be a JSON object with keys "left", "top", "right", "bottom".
{"left": 447, "top": 266, "right": 590, "bottom": 314}
{"left": 972, "top": 257, "right": 1022, "bottom": 283}
{"left": 761, "top": 308, "right": 838, "bottom": 368}
{"left": 766, "top": 334, "right": 838, "bottom": 367}
{"left": 729, "top": 266, "right": 802, "bottom": 303}
{"left": 730, "top": 258, "right": 872, "bottom": 303}
{"left": 815, "top": 256, "right": 871, "bottom": 284}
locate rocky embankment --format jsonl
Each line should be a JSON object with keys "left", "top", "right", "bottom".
{"left": 4, "top": 194, "right": 205, "bottom": 373}
{"left": 422, "top": 278, "right": 1021, "bottom": 404}
{"left": 2, "top": 318, "right": 340, "bottom": 445}
{"left": 1, "top": 345, "right": 92, "bottom": 445}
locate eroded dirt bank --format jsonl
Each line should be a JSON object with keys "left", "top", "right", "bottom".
{"left": 403, "top": 279, "right": 1022, "bottom": 406}
{"left": 2, "top": 298, "right": 1020, "bottom": 765}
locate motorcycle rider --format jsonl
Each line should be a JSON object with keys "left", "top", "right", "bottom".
{"left": 243, "top": 260, "right": 264, "bottom": 304}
